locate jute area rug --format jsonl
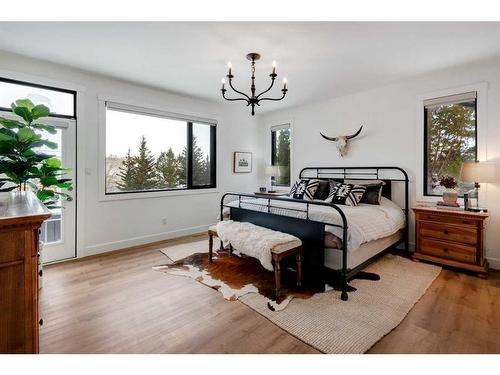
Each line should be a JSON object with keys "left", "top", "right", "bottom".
{"left": 155, "top": 239, "right": 441, "bottom": 354}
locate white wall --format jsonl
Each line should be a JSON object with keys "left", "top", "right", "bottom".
{"left": 0, "top": 51, "right": 261, "bottom": 257}
{"left": 258, "top": 57, "right": 500, "bottom": 270}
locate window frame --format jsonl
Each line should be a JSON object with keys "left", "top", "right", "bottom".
{"left": 0, "top": 76, "right": 77, "bottom": 119}
{"left": 99, "top": 99, "right": 218, "bottom": 201}
{"left": 270, "top": 123, "right": 292, "bottom": 188}
{"left": 423, "top": 94, "right": 478, "bottom": 197}
{"left": 416, "top": 83, "right": 488, "bottom": 203}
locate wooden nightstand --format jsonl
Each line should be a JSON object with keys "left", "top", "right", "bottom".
{"left": 412, "top": 206, "right": 489, "bottom": 277}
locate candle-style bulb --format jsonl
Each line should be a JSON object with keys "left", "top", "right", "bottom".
{"left": 227, "top": 61, "right": 232, "bottom": 76}
{"left": 221, "top": 78, "right": 225, "bottom": 84}
{"left": 272, "top": 60, "right": 276, "bottom": 74}
{"left": 283, "top": 77, "right": 287, "bottom": 89}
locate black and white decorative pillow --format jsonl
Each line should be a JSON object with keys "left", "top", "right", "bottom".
{"left": 289, "top": 179, "right": 318, "bottom": 200}
{"left": 327, "top": 183, "right": 366, "bottom": 206}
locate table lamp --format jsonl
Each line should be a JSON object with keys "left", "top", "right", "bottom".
{"left": 460, "top": 161, "right": 500, "bottom": 211}
{"left": 265, "top": 165, "right": 281, "bottom": 192}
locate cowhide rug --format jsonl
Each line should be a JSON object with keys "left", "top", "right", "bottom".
{"left": 154, "top": 246, "right": 325, "bottom": 311}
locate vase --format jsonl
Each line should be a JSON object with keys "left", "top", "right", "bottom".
{"left": 442, "top": 188, "right": 458, "bottom": 205}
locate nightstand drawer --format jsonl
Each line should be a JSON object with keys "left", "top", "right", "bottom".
{"left": 420, "top": 238, "right": 476, "bottom": 263}
{"left": 420, "top": 222, "right": 477, "bottom": 245}
{"left": 419, "top": 213, "right": 476, "bottom": 227}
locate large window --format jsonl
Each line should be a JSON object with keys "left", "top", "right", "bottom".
{"left": 271, "top": 124, "right": 291, "bottom": 186}
{"left": 424, "top": 92, "right": 477, "bottom": 196}
{"left": 105, "top": 103, "right": 216, "bottom": 194}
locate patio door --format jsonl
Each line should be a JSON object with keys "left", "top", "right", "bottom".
{"left": 38, "top": 116, "right": 76, "bottom": 263}
{"left": 0, "top": 111, "right": 76, "bottom": 263}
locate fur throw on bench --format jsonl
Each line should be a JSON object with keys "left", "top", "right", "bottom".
{"left": 216, "top": 221, "right": 301, "bottom": 271}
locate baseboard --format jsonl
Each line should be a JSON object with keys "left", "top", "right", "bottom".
{"left": 79, "top": 224, "right": 212, "bottom": 258}
{"left": 486, "top": 256, "right": 500, "bottom": 270}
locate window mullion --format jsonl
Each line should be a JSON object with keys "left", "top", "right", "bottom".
{"left": 187, "top": 122, "right": 193, "bottom": 189}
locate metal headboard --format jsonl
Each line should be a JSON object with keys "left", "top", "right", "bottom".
{"left": 299, "top": 166, "right": 409, "bottom": 247}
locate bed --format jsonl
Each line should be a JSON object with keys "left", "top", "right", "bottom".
{"left": 220, "top": 166, "right": 409, "bottom": 301}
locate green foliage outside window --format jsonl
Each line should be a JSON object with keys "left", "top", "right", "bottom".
{"left": 426, "top": 100, "right": 476, "bottom": 196}
{"left": 272, "top": 128, "right": 291, "bottom": 186}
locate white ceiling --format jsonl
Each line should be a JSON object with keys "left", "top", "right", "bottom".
{"left": 1, "top": 22, "right": 500, "bottom": 112}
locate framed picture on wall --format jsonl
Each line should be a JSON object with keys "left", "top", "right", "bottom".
{"left": 233, "top": 152, "right": 252, "bottom": 173}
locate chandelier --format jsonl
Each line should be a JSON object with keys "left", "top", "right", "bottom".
{"left": 220, "top": 53, "right": 288, "bottom": 116}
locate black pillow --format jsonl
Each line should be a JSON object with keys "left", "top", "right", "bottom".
{"left": 313, "top": 180, "right": 331, "bottom": 200}
{"left": 360, "top": 183, "right": 384, "bottom": 205}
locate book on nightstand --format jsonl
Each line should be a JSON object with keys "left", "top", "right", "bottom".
{"left": 436, "top": 201, "right": 463, "bottom": 210}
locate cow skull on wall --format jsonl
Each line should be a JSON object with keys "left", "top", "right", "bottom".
{"left": 320, "top": 125, "right": 363, "bottom": 157}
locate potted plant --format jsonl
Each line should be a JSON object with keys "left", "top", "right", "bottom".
{"left": 0, "top": 99, "right": 73, "bottom": 275}
{"left": 439, "top": 175, "right": 458, "bottom": 205}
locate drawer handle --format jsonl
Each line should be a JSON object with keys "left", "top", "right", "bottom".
{"left": 443, "top": 247, "right": 449, "bottom": 253}
{"left": 39, "top": 318, "right": 43, "bottom": 326}
{"left": 444, "top": 230, "right": 449, "bottom": 235}
{"left": 38, "top": 270, "right": 43, "bottom": 277}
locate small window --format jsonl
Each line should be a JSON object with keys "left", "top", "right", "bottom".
{"left": 271, "top": 124, "right": 291, "bottom": 186}
{"left": 105, "top": 103, "right": 216, "bottom": 194}
{"left": 424, "top": 92, "right": 477, "bottom": 196}
{"left": 0, "top": 77, "right": 75, "bottom": 118}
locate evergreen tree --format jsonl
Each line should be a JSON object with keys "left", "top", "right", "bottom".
{"left": 156, "top": 148, "right": 179, "bottom": 188}
{"left": 192, "top": 136, "right": 209, "bottom": 186}
{"left": 176, "top": 136, "right": 210, "bottom": 186}
{"left": 133, "top": 135, "right": 158, "bottom": 189}
{"left": 176, "top": 148, "right": 187, "bottom": 187}
{"left": 275, "top": 129, "right": 291, "bottom": 185}
{"left": 116, "top": 148, "right": 138, "bottom": 191}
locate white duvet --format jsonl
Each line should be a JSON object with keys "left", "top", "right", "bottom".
{"left": 223, "top": 196, "right": 405, "bottom": 252}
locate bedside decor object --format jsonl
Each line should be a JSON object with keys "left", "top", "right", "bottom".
{"left": 319, "top": 125, "right": 363, "bottom": 157}
{"left": 259, "top": 187, "right": 267, "bottom": 193}
{"left": 439, "top": 175, "right": 458, "bottom": 206}
{"left": 221, "top": 53, "right": 288, "bottom": 116}
{"left": 265, "top": 165, "right": 281, "bottom": 192}
{"left": 412, "top": 206, "right": 489, "bottom": 277}
{"left": 233, "top": 152, "right": 252, "bottom": 173}
{"left": 460, "top": 161, "right": 500, "bottom": 211}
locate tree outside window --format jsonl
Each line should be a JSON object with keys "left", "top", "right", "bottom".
{"left": 425, "top": 95, "right": 476, "bottom": 196}
{"left": 271, "top": 126, "right": 291, "bottom": 186}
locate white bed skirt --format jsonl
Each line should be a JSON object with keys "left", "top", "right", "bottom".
{"left": 324, "top": 230, "right": 403, "bottom": 270}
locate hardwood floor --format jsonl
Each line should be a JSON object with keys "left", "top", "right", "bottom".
{"left": 40, "top": 234, "right": 500, "bottom": 354}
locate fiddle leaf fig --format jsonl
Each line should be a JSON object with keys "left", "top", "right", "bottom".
{"left": 31, "top": 105, "right": 50, "bottom": 120}
{"left": 0, "top": 99, "right": 73, "bottom": 207}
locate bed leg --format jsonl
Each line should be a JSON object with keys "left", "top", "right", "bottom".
{"left": 341, "top": 277, "right": 348, "bottom": 301}
{"left": 208, "top": 234, "right": 213, "bottom": 263}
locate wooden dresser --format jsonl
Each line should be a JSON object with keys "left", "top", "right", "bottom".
{"left": 412, "top": 206, "right": 489, "bottom": 277}
{"left": 0, "top": 192, "right": 50, "bottom": 353}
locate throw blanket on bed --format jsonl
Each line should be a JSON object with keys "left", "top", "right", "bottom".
{"left": 215, "top": 221, "right": 299, "bottom": 271}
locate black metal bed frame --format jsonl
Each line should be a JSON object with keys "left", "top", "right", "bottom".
{"left": 220, "top": 166, "right": 409, "bottom": 301}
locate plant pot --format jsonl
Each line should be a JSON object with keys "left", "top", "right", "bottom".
{"left": 442, "top": 188, "right": 458, "bottom": 205}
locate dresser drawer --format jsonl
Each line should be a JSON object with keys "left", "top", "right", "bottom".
{"left": 419, "top": 238, "right": 476, "bottom": 263}
{"left": 418, "top": 213, "right": 477, "bottom": 227}
{"left": 420, "top": 222, "right": 477, "bottom": 245}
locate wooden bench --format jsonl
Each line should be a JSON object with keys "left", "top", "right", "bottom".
{"left": 208, "top": 224, "right": 303, "bottom": 297}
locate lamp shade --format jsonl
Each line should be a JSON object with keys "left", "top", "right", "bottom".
{"left": 265, "top": 165, "right": 281, "bottom": 177}
{"left": 460, "top": 161, "right": 500, "bottom": 183}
